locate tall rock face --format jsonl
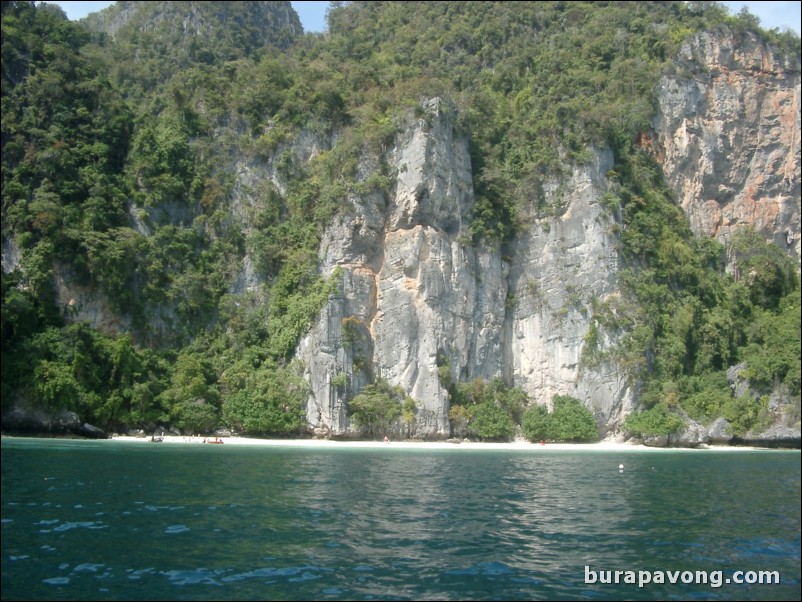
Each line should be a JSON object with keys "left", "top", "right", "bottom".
{"left": 85, "top": 1, "right": 302, "bottom": 48}
{"left": 652, "top": 28, "right": 801, "bottom": 260}
{"left": 506, "top": 151, "right": 630, "bottom": 429}
{"left": 299, "top": 99, "right": 630, "bottom": 438}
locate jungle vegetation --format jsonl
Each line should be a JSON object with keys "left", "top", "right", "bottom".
{"left": 1, "top": 1, "right": 799, "bottom": 438}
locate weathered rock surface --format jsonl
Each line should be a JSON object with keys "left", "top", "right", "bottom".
{"left": 743, "top": 423, "right": 801, "bottom": 448}
{"left": 652, "top": 28, "right": 801, "bottom": 260}
{"left": 300, "top": 99, "right": 633, "bottom": 438}
{"left": 2, "top": 406, "right": 109, "bottom": 439}
{"left": 5, "top": 24, "right": 798, "bottom": 445}
{"left": 726, "top": 362, "right": 801, "bottom": 446}
{"left": 85, "top": 1, "right": 302, "bottom": 43}
{"left": 641, "top": 416, "right": 710, "bottom": 448}
{"left": 52, "top": 263, "right": 131, "bottom": 335}
{"left": 300, "top": 99, "right": 485, "bottom": 437}
{"left": 707, "top": 416, "right": 734, "bottom": 444}
{"left": 507, "top": 149, "right": 632, "bottom": 434}
{"left": 302, "top": 34, "right": 802, "bottom": 439}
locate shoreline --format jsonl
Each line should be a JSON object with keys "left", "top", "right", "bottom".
{"left": 3, "top": 433, "right": 796, "bottom": 451}
{"left": 104, "top": 434, "right": 795, "bottom": 451}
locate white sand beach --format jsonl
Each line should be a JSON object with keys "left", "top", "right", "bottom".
{"left": 107, "top": 434, "right": 780, "bottom": 452}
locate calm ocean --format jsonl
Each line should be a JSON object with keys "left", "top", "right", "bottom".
{"left": 1, "top": 437, "right": 799, "bottom": 601}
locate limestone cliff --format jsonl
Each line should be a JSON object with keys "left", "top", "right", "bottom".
{"left": 652, "top": 28, "right": 801, "bottom": 261}
{"left": 300, "top": 27, "right": 801, "bottom": 439}
{"left": 299, "top": 100, "right": 631, "bottom": 438}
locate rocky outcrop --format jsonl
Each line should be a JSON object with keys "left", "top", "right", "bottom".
{"left": 652, "top": 27, "right": 801, "bottom": 260}
{"left": 52, "top": 263, "right": 132, "bottom": 335}
{"left": 85, "top": 1, "right": 302, "bottom": 45}
{"left": 741, "top": 424, "right": 801, "bottom": 448}
{"left": 726, "top": 362, "right": 801, "bottom": 446}
{"left": 300, "top": 98, "right": 485, "bottom": 438}
{"left": 0, "top": 237, "right": 21, "bottom": 275}
{"left": 9, "top": 20, "right": 795, "bottom": 445}
{"left": 299, "top": 99, "right": 633, "bottom": 438}
{"left": 642, "top": 416, "right": 710, "bottom": 448}
{"left": 4, "top": 243, "right": 133, "bottom": 337}
{"left": 707, "top": 416, "right": 734, "bottom": 444}
{"left": 2, "top": 405, "right": 109, "bottom": 439}
{"left": 302, "top": 44, "right": 801, "bottom": 439}
{"left": 302, "top": 26, "right": 802, "bottom": 439}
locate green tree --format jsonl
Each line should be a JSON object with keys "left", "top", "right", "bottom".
{"left": 521, "top": 404, "right": 552, "bottom": 442}
{"left": 622, "top": 404, "right": 685, "bottom": 438}
{"left": 401, "top": 396, "right": 417, "bottom": 437}
{"left": 730, "top": 226, "right": 799, "bottom": 310}
{"left": 348, "top": 379, "right": 404, "bottom": 439}
{"left": 741, "top": 291, "right": 801, "bottom": 394}
{"left": 448, "top": 404, "right": 472, "bottom": 439}
{"left": 493, "top": 381, "right": 528, "bottom": 424}
{"left": 159, "top": 352, "right": 220, "bottom": 432}
{"left": 550, "top": 395, "right": 599, "bottom": 442}
{"left": 521, "top": 396, "right": 598, "bottom": 442}
{"left": 221, "top": 361, "right": 309, "bottom": 435}
{"left": 469, "top": 401, "right": 515, "bottom": 441}
{"left": 721, "top": 394, "right": 770, "bottom": 436}
{"left": 174, "top": 399, "right": 219, "bottom": 435}
{"left": 679, "top": 372, "right": 734, "bottom": 422}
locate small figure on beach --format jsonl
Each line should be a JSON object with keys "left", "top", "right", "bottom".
{"left": 384, "top": 436, "right": 389, "bottom": 444}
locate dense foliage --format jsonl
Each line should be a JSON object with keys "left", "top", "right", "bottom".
{"left": 522, "top": 395, "right": 599, "bottom": 443}
{"left": 1, "top": 1, "right": 799, "bottom": 438}
{"left": 347, "top": 379, "right": 408, "bottom": 439}
{"left": 583, "top": 143, "right": 800, "bottom": 436}
{"left": 440, "top": 372, "right": 525, "bottom": 441}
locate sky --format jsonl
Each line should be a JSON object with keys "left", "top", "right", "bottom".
{"left": 40, "top": 1, "right": 802, "bottom": 36}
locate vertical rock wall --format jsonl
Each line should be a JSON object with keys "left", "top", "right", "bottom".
{"left": 652, "top": 29, "right": 801, "bottom": 260}
{"left": 507, "top": 150, "right": 632, "bottom": 429}
{"left": 299, "top": 100, "right": 632, "bottom": 437}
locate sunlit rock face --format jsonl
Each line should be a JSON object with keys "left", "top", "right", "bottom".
{"left": 300, "top": 99, "right": 631, "bottom": 438}
{"left": 652, "top": 28, "right": 801, "bottom": 261}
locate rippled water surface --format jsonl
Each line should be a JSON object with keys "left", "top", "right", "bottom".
{"left": 1, "top": 438, "right": 800, "bottom": 600}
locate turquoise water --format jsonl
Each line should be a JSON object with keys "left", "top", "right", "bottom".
{"left": 1, "top": 438, "right": 799, "bottom": 601}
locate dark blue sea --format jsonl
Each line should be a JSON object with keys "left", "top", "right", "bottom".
{"left": 1, "top": 437, "right": 800, "bottom": 601}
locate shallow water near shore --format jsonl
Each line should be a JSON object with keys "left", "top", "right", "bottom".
{"left": 2, "top": 437, "right": 800, "bottom": 600}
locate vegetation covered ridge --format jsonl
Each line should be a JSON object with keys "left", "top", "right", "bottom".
{"left": 1, "top": 1, "right": 799, "bottom": 443}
